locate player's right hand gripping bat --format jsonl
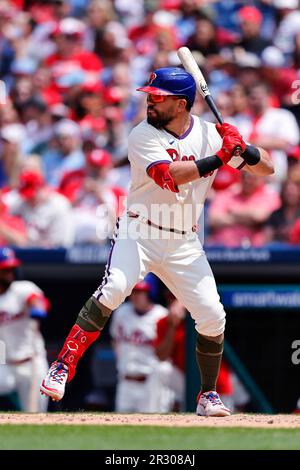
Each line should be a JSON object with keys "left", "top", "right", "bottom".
{"left": 177, "top": 46, "right": 242, "bottom": 156}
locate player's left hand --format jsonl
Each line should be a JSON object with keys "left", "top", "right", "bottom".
{"left": 216, "top": 122, "right": 242, "bottom": 139}
{"left": 216, "top": 122, "right": 246, "bottom": 159}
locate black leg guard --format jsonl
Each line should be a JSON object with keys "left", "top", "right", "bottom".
{"left": 76, "top": 297, "right": 112, "bottom": 332}
{"left": 196, "top": 332, "right": 224, "bottom": 393}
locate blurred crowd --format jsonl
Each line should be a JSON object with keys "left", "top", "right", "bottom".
{"left": 1, "top": 0, "right": 300, "bottom": 248}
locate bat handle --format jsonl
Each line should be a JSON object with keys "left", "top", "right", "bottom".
{"left": 205, "top": 95, "right": 223, "bottom": 125}
{"left": 205, "top": 100, "right": 243, "bottom": 156}
{"left": 233, "top": 145, "right": 243, "bottom": 157}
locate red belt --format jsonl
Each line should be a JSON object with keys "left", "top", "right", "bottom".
{"left": 7, "top": 357, "right": 33, "bottom": 366}
{"left": 128, "top": 211, "right": 197, "bottom": 235}
{"left": 123, "top": 374, "right": 148, "bottom": 382}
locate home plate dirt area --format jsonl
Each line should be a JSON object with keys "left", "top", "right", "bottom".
{"left": 0, "top": 413, "right": 299, "bottom": 428}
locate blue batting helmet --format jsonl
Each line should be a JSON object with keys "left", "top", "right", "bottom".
{"left": 137, "top": 67, "right": 196, "bottom": 107}
{"left": 0, "top": 247, "right": 21, "bottom": 269}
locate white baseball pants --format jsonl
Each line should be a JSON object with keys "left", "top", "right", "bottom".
{"left": 94, "top": 215, "right": 226, "bottom": 337}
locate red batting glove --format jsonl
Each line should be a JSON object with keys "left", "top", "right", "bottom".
{"left": 216, "top": 122, "right": 240, "bottom": 138}
{"left": 216, "top": 134, "right": 247, "bottom": 164}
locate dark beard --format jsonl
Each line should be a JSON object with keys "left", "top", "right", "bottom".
{"left": 147, "top": 114, "right": 173, "bottom": 129}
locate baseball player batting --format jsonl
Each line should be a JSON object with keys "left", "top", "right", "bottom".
{"left": 41, "top": 67, "right": 274, "bottom": 416}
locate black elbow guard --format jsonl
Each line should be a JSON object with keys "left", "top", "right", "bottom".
{"left": 242, "top": 144, "right": 261, "bottom": 166}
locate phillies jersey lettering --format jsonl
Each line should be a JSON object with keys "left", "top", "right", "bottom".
{"left": 114, "top": 324, "right": 153, "bottom": 346}
{"left": 166, "top": 149, "right": 195, "bottom": 162}
{"left": 0, "top": 310, "right": 27, "bottom": 325}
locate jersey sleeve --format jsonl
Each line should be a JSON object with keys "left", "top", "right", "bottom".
{"left": 128, "top": 123, "right": 173, "bottom": 173}
{"left": 14, "top": 281, "right": 45, "bottom": 307}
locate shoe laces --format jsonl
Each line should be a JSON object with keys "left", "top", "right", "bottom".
{"left": 49, "top": 362, "right": 68, "bottom": 384}
{"left": 203, "top": 391, "right": 223, "bottom": 406}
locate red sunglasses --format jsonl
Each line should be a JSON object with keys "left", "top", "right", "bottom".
{"left": 147, "top": 94, "right": 186, "bottom": 104}
{"left": 147, "top": 94, "right": 169, "bottom": 103}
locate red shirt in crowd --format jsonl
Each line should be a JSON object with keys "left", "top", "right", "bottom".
{"left": 46, "top": 50, "right": 103, "bottom": 77}
{"left": 155, "top": 316, "right": 185, "bottom": 372}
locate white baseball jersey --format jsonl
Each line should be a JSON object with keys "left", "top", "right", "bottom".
{"left": 0, "top": 280, "right": 47, "bottom": 362}
{"left": 110, "top": 302, "right": 168, "bottom": 377}
{"left": 127, "top": 116, "right": 244, "bottom": 231}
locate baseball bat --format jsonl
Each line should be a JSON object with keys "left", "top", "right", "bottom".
{"left": 177, "top": 46, "right": 242, "bottom": 155}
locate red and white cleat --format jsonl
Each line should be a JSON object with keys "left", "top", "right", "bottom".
{"left": 196, "top": 391, "right": 231, "bottom": 417}
{"left": 40, "top": 361, "right": 69, "bottom": 401}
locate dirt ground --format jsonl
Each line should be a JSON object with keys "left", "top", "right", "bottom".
{"left": 0, "top": 413, "right": 299, "bottom": 428}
